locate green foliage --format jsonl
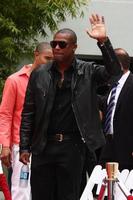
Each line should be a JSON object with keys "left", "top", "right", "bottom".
{"left": 0, "top": 0, "right": 88, "bottom": 98}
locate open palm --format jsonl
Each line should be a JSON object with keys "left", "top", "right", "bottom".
{"left": 87, "top": 14, "right": 106, "bottom": 41}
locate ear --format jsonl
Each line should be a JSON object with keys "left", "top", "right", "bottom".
{"left": 73, "top": 44, "right": 77, "bottom": 52}
{"left": 34, "top": 51, "right": 39, "bottom": 57}
{"left": 73, "top": 49, "right": 76, "bottom": 53}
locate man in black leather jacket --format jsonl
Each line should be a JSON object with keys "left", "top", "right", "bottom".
{"left": 19, "top": 14, "right": 121, "bottom": 200}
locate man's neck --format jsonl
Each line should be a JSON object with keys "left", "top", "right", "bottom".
{"left": 123, "top": 69, "right": 129, "bottom": 74}
{"left": 26, "top": 63, "right": 38, "bottom": 76}
{"left": 57, "top": 57, "right": 74, "bottom": 74}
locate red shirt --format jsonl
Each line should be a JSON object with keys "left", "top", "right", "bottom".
{"left": 0, "top": 65, "right": 31, "bottom": 147}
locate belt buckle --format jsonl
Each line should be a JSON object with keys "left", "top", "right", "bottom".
{"left": 56, "top": 133, "right": 63, "bottom": 142}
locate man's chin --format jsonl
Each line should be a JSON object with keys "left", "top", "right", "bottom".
{"left": 54, "top": 56, "right": 64, "bottom": 63}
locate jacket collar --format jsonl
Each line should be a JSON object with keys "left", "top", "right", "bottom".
{"left": 18, "top": 64, "right": 32, "bottom": 77}
{"left": 47, "top": 57, "right": 84, "bottom": 76}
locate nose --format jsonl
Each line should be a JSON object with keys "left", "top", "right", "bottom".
{"left": 55, "top": 44, "right": 61, "bottom": 49}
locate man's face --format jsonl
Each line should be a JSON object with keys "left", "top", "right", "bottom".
{"left": 35, "top": 49, "right": 53, "bottom": 65}
{"left": 50, "top": 33, "right": 77, "bottom": 63}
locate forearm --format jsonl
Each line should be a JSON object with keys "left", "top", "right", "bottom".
{"left": 20, "top": 109, "right": 34, "bottom": 152}
{"left": 0, "top": 78, "right": 16, "bottom": 147}
{"left": 0, "top": 112, "right": 12, "bottom": 147}
{"left": 20, "top": 78, "right": 35, "bottom": 152}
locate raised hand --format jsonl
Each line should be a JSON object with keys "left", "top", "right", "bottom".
{"left": 86, "top": 14, "right": 107, "bottom": 43}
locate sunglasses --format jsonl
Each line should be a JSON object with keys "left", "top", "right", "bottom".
{"left": 50, "top": 41, "right": 69, "bottom": 49}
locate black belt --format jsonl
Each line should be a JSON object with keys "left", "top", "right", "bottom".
{"left": 47, "top": 133, "right": 72, "bottom": 142}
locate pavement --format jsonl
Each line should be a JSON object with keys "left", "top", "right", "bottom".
{"left": 0, "top": 192, "right": 4, "bottom": 200}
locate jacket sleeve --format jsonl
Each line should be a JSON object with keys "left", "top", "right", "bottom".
{"left": 92, "top": 38, "right": 122, "bottom": 84}
{"left": 0, "top": 78, "right": 16, "bottom": 147}
{"left": 98, "top": 38, "right": 121, "bottom": 76}
{"left": 20, "top": 72, "right": 35, "bottom": 153}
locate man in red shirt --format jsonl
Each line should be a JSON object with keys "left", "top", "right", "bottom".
{"left": 0, "top": 42, "right": 53, "bottom": 200}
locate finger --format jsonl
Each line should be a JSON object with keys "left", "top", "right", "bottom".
{"left": 95, "top": 14, "right": 101, "bottom": 23}
{"left": 89, "top": 16, "right": 94, "bottom": 26}
{"left": 94, "top": 14, "right": 105, "bottom": 25}
{"left": 1, "top": 157, "right": 11, "bottom": 168}
{"left": 86, "top": 29, "right": 93, "bottom": 38}
{"left": 23, "top": 159, "right": 28, "bottom": 165}
{"left": 102, "top": 16, "right": 105, "bottom": 24}
{"left": 89, "top": 14, "right": 97, "bottom": 26}
{"left": 19, "top": 157, "right": 27, "bottom": 165}
{"left": 0, "top": 152, "right": 9, "bottom": 158}
{"left": 24, "top": 155, "right": 30, "bottom": 163}
{"left": 27, "top": 156, "right": 30, "bottom": 163}
{"left": 91, "top": 14, "right": 97, "bottom": 24}
{"left": 95, "top": 14, "right": 105, "bottom": 24}
{"left": 19, "top": 154, "right": 30, "bottom": 165}
{"left": 89, "top": 17, "right": 97, "bottom": 31}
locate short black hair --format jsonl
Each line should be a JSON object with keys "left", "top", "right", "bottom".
{"left": 35, "top": 42, "right": 51, "bottom": 53}
{"left": 115, "top": 48, "right": 130, "bottom": 70}
{"left": 54, "top": 28, "right": 77, "bottom": 44}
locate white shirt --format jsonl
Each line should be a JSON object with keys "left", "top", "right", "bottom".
{"left": 108, "top": 70, "right": 130, "bottom": 134}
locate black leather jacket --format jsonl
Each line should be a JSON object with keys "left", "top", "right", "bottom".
{"left": 20, "top": 39, "right": 121, "bottom": 155}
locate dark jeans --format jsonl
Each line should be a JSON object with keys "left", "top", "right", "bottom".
{"left": 31, "top": 139, "right": 86, "bottom": 200}
{"left": 80, "top": 147, "right": 97, "bottom": 196}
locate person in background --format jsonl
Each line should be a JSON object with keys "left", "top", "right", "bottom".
{"left": 0, "top": 42, "right": 53, "bottom": 200}
{"left": 19, "top": 14, "right": 121, "bottom": 200}
{"left": 99, "top": 48, "right": 133, "bottom": 171}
